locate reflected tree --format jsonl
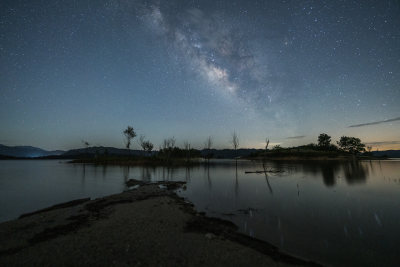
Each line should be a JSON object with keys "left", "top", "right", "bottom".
{"left": 141, "top": 166, "right": 152, "bottom": 182}
{"left": 184, "top": 141, "right": 191, "bottom": 163}
{"left": 301, "top": 161, "right": 368, "bottom": 187}
{"left": 102, "top": 164, "right": 107, "bottom": 178}
{"left": 123, "top": 166, "right": 130, "bottom": 182}
{"left": 185, "top": 166, "right": 191, "bottom": 182}
{"left": 261, "top": 159, "right": 273, "bottom": 194}
{"left": 204, "top": 136, "right": 213, "bottom": 163}
{"left": 320, "top": 163, "right": 338, "bottom": 187}
{"left": 203, "top": 164, "right": 212, "bottom": 189}
{"left": 235, "top": 165, "right": 239, "bottom": 197}
{"left": 344, "top": 161, "right": 368, "bottom": 184}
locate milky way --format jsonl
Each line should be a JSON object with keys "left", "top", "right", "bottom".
{"left": 0, "top": 0, "right": 399, "bottom": 149}
{"left": 135, "top": 1, "right": 296, "bottom": 112}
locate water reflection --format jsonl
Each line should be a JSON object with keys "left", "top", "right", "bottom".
{"left": 82, "top": 163, "right": 86, "bottom": 181}
{"left": 123, "top": 166, "right": 130, "bottom": 182}
{"left": 288, "top": 160, "right": 370, "bottom": 187}
{"left": 140, "top": 167, "right": 153, "bottom": 182}
{"left": 1, "top": 159, "right": 399, "bottom": 266}
{"left": 343, "top": 161, "right": 369, "bottom": 184}
{"left": 185, "top": 166, "right": 191, "bottom": 182}
{"left": 93, "top": 160, "right": 373, "bottom": 192}
{"left": 112, "top": 160, "right": 360, "bottom": 196}
{"left": 204, "top": 165, "right": 212, "bottom": 189}
{"left": 235, "top": 164, "right": 239, "bottom": 197}
{"left": 102, "top": 164, "right": 107, "bottom": 178}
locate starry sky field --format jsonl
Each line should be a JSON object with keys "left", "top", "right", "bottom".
{"left": 1, "top": 0, "right": 399, "bottom": 150}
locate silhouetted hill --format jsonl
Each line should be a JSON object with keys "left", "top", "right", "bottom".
{"left": 372, "top": 150, "right": 400, "bottom": 158}
{"left": 2, "top": 143, "right": 398, "bottom": 160}
{"left": 0, "top": 144, "right": 65, "bottom": 158}
{"left": 0, "top": 154, "right": 18, "bottom": 159}
{"left": 63, "top": 147, "right": 262, "bottom": 159}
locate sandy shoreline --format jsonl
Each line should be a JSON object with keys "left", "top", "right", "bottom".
{"left": 0, "top": 181, "right": 320, "bottom": 266}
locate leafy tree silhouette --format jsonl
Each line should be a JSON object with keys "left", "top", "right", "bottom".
{"left": 337, "top": 136, "right": 365, "bottom": 154}
{"left": 318, "top": 133, "right": 331, "bottom": 147}
{"left": 123, "top": 126, "right": 136, "bottom": 150}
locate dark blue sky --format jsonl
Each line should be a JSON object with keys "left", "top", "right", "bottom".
{"left": 1, "top": 0, "right": 399, "bottom": 150}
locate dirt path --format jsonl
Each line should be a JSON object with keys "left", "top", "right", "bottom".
{"left": 0, "top": 181, "right": 320, "bottom": 266}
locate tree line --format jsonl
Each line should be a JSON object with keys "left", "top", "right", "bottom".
{"left": 316, "top": 133, "right": 365, "bottom": 154}
{"left": 122, "top": 125, "right": 367, "bottom": 158}
{"left": 268, "top": 133, "right": 366, "bottom": 155}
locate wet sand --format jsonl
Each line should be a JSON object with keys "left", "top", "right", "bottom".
{"left": 0, "top": 181, "right": 319, "bottom": 266}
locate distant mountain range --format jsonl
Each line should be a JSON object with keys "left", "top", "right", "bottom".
{"left": 62, "top": 147, "right": 262, "bottom": 158}
{"left": 0, "top": 144, "right": 262, "bottom": 159}
{"left": 0, "top": 145, "right": 146, "bottom": 158}
{"left": 1, "top": 144, "right": 399, "bottom": 159}
{"left": 0, "top": 144, "right": 65, "bottom": 158}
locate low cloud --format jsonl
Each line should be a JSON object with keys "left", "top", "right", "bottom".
{"left": 286, "top": 135, "right": 305, "bottom": 139}
{"left": 364, "top": 141, "right": 400, "bottom": 146}
{"left": 348, "top": 117, "right": 400, "bottom": 128}
{"left": 269, "top": 142, "right": 281, "bottom": 147}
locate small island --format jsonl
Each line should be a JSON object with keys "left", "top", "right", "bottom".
{"left": 65, "top": 129, "right": 386, "bottom": 166}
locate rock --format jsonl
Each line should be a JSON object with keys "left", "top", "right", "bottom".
{"left": 125, "top": 179, "right": 144, "bottom": 187}
{"left": 205, "top": 233, "right": 216, "bottom": 240}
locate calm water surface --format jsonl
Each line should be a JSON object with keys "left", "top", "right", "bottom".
{"left": 0, "top": 159, "right": 399, "bottom": 266}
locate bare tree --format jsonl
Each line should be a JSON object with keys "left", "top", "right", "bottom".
{"left": 184, "top": 141, "right": 190, "bottom": 150}
{"left": 123, "top": 126, "right": 136, "bottom": 150}
{"left": 231, "top": 131, "right": 239, "bottom": 151}
{"left": 82, "top": 140, "right": 90, "bottom": 155}
{"left": 162, "top": 139, "right": 168, "bottom": 150}
{"left": 205, "top": 136, "right": 213, "bottom": 150}
{"left": 138, "top": 135, "right": 154, "bottom": 155}
{"left": 162, "top": 137, "right": 176, "bottom": 162}
{"left": 82, "top": 140, "right": 90, "bottom": 148}
{"left": 265, "top": 138, "right": 270, "bottom": 151}
{"left": 170, "top": 137, "right": 176, "bottom": 148}
{"left": 162, "top": 137, "right": 176, "bottom": 150}
{"left": 143, "top": 141, "right": 154, "bottom": 155}
{"left": 139, "top": 135, "right": 146, "bottom": 151}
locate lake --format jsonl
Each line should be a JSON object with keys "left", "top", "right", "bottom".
{"left": 0, "top": 159, "right": 399, "bottom": 266}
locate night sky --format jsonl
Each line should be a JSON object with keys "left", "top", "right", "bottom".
{"left": 1, "top": 0, "right": 399, "bottom": 150}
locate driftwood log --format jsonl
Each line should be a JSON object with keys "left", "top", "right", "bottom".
{"left": 244, "top": 170, "right": 283, "bottom": 174}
